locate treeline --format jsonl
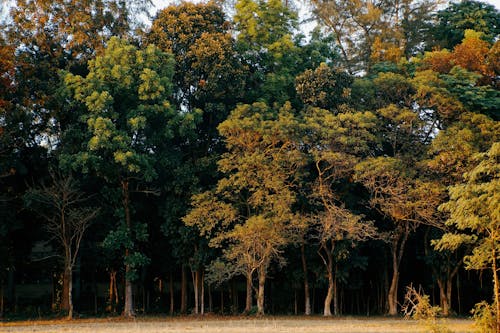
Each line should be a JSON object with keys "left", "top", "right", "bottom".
{"left": 0, "top": 0, "right": 499, "bottom": 328}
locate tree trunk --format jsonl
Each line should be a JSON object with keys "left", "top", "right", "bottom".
{"left": 323, "top": 250, "right": 334, "bottom": 316}
{"left": 257, "top": 268, "right": 266, "bottom": 315}
{"left": 123, "top": 254, "right": 135, "bottom": 317}
{"left": 169, "top": 271, "right": 174, "bottom": 315}
{"left": 301, "top": 244, "right": 311, "bottom": 315}
{"left": 191, "top": 269, "right": 199, "bottom": 315}
{"left": 387, "top": 228, "right": 408, "bottom": 316}
{"left": 181, "top": 265, "right": 187, "bottom": 314}
{"left": 61, "top": 267, "right": 70, "bottom": 313}
{"left": 201, "top": 272, "right": 205, "bottom": 315}
{"left": 122, "top": 179, "right": 135, "bottom": 317}
{"left": 387, "top": 251, "right": 399, "bottom": 316}
{"left": 437, "top": 278, "right": 450, "bottom": 317}
{"left": 66, "top": 265, "right": 73, "bottom": 319}
{"left": 245, "top": 272, "right": 252, "bottom": 313}
{"left": 107, "top": 270, "right": 118, "bottom": 313}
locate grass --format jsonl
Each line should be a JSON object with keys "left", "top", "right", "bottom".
{"left": 0, "top": 316, "right": 476, "bottom": 333}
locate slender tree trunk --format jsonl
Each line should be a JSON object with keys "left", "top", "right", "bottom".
{"left": 201, "top": 271, "right": 205, "bottom": 315}
{"left": 122, "top": 179, "right": 135, "bottom": 318}
{"left": 107, "top": 270, "right": 118, "bottom": 313}
{"left": 245, "top": 272, "right": 252, "bottom": 313}
{"left": 66, "top": 265, "right": 73, "bottom": 319}
{"left": 388, "top": 228, "right": 408, "bottom": 316}
{"left": 323, "top": 249, "right": 334, "bottom": 316}
{"left": 437, "top": 278, "right": 449, "bottom": 317}
{"left": 191, "top": 269, "right": 199, "bottom": 315}
{"left": 301, "top": 244, "right": 311, "bottom": 315}
{"left": 257, "top": 268, "right": 266, "bottom": 315}
{"left": 169, "top": 271, "right": 174, "bottom": 315}
{"left": 181, "top": 265, "right": 187, "bottom": 314}
{"left": 388, "top": 248, "right": 400, "bottom": 316}
{"left": 323, "top": 254, "right": 334, "bottom": 316}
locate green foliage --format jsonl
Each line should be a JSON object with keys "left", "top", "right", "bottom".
{"left": 434, "top": 142, "right": 500, "bottom": 267}
{"left": 64, "top": 36, "right": 180, "bottom": 181}
{"left": 434, "top": 0, "right": 500, "bottom": 49}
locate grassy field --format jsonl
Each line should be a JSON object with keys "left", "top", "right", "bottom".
{"left": 0, "top": 316, "right": 476, "bottom": 333}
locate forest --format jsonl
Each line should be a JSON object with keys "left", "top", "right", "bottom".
{"left": 0, "top": 0, "right": 499, "bottom": 330}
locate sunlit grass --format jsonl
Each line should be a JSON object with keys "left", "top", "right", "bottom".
{"left": 0, "top": 316, "right": 476, "bottom": 333}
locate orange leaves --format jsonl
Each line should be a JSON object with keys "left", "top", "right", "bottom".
{"left": 453, "top": 31, "right": 493, "bottom": 78}
{"left": 371, "top": 37, "right": 404, "bottom": 64}
{"left": 422, "top": 30, "right": 496, "bottom": 82}
{"left": 423, "top": 49, "right": 454, "bottom": 74}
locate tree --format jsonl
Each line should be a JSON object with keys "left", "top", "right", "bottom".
{"left": 433, "top": 0, "right": 500, "bottom": 50}
{"left": 295, "top": 63, "right": 353, "bottom": 110}
{"left": 147, "top": 1, "right": 246, "bottom": 129}
{"left": 434, "top": 142, "right": 500, "bottom": 332}
{"left": 309, "top": 0, "right": 441, "bottom": 73}
{"left": 24, "top": 171, "right": 98, "bottom": 319}
{"left": 63, "top": 37, "right": 192, "bottom": 317}
{"left": 4, "top": 0, "right": 151, "bottom": 152}
{"left": 184, "top": 102, "right": 304, "bottom": 315}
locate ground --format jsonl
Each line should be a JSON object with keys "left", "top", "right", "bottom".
{"left": 0, "top": 316, "right": 476, "bottom": 333}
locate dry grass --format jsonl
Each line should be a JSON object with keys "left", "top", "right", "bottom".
{"left": 0, "top": 316, "right": 475, "bottom": 333}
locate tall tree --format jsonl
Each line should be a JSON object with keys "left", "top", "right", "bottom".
{"left": 303, "top": 106, "right": 378, "bottom": 316}
{"left": 24, "top": 171, "right": 98, "bottom": 319}
{"left": 309, "top": 0, "right": 441, "bottom": 73}
{"left": 433, "top": 0, "right": 500, "bottom": 50}
{"left": 63, "top": 37, "right": 193, "bottom": 317}
{"left": 433, "top": 142, "right": 500, "bottom": 332}
{"left": 184, "top": 102, "right": 304, "bottom": 315}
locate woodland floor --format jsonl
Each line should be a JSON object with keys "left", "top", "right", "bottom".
{"left": 0, "top": 316, "right": 476, "bottom": 333}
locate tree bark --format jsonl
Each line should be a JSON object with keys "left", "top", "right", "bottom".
{"left": 320, "top": 241, "right": 335, "bottom": 317}
{"left": 122, "top": 179, "right": 135, "bottom": 318}
{"left": 123, "top": 253, "right": 134, "bottom": 317}
{"left": 61, "top": 266, "right": 70, "bottom": 314}
{"left": 437, "top": 278, "right": 449, "bottom": 316}
{"left": 323, "top": 249, "right": 334, "bottom": 316}
{"left": 387, "top": 227, "right": 409, "bottom": 316}
{"left": 245, "top": 272, "right": 252, "bottom": 313}
{"left": 257, "top": 268, "right": 266, "bottom": 315}
{"left": 387, "top": 250, "right": 400, "bottom": 316}
{"left": 301, "top": 244, "right": 311, "bottom": 315}
{"left": 66, "top": 265, "right": 73, "bottom": 319}
{"left": 107, "top": 270, "right": 118, "bottom": 313}
{"left": 191, "top": 269, "right": 199, "bottom": 315}
{"left": 201, "top": 272, "right": 205, "bottom": 315}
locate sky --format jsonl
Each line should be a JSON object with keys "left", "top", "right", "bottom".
{"left": 150, "top": 0, "right": 500, "bottom": 12}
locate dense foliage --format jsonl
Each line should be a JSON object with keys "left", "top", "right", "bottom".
{"left": 0, "top": 0, "right": 498, "bottom": 329}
